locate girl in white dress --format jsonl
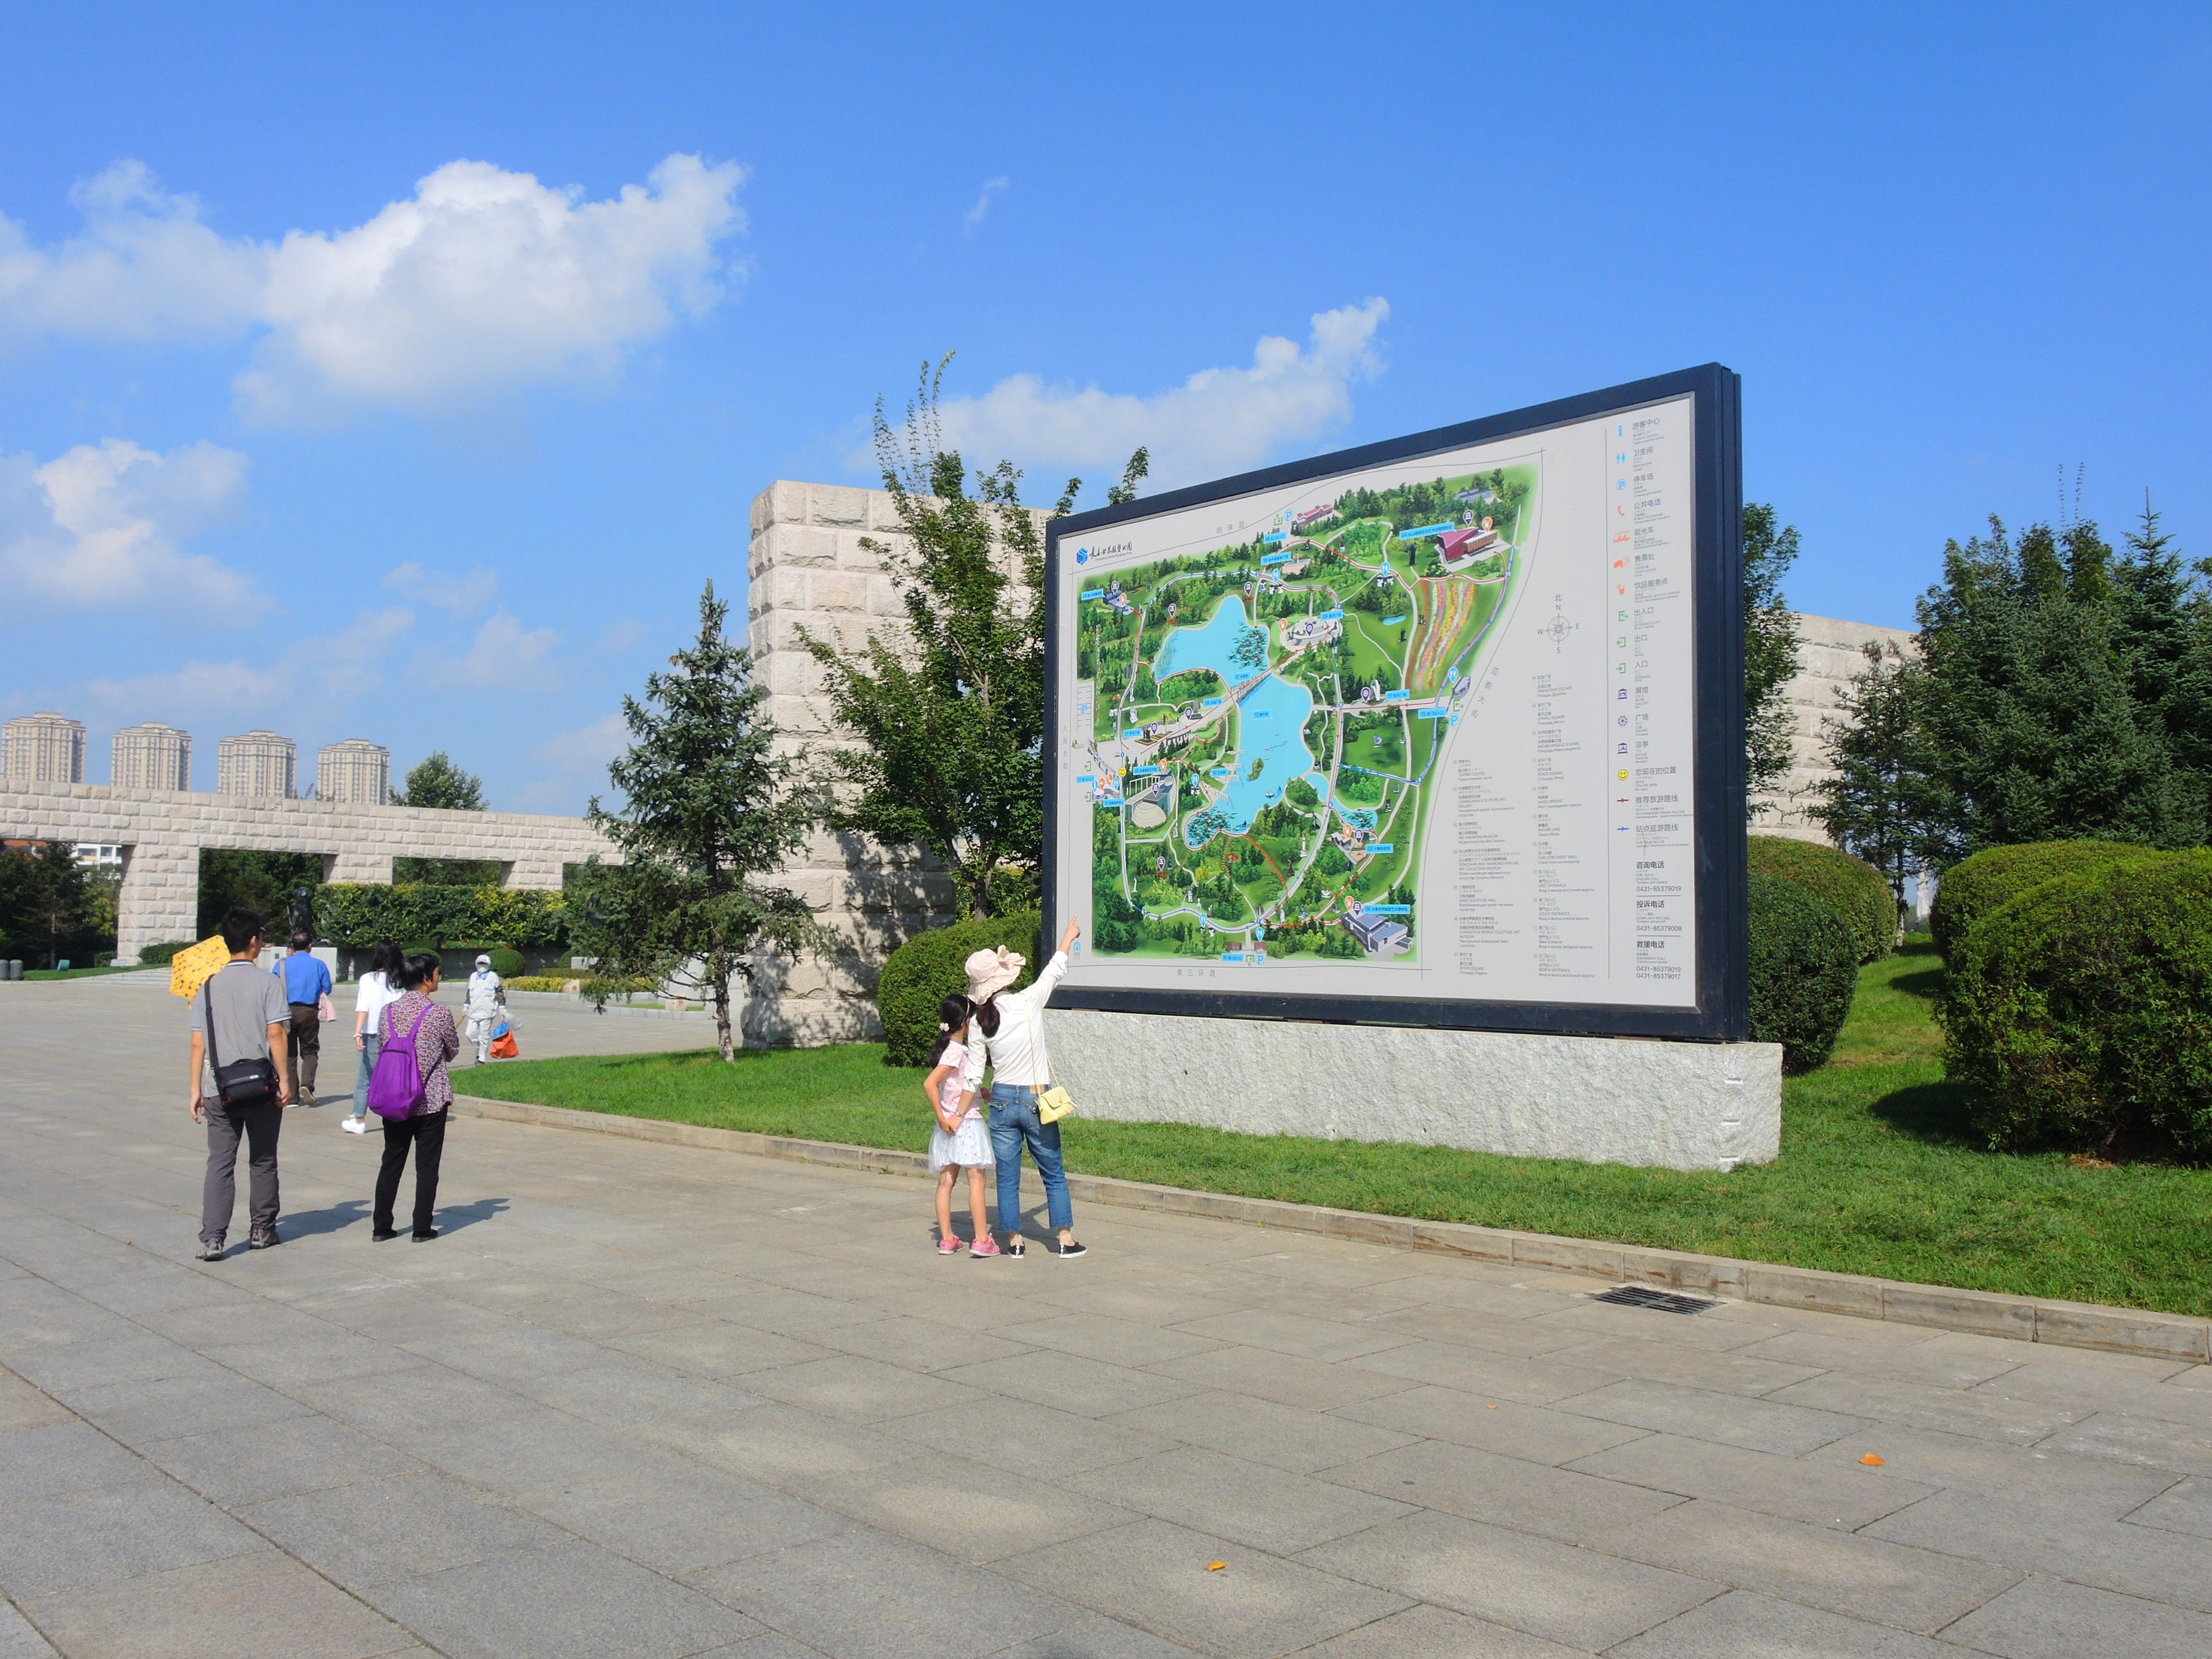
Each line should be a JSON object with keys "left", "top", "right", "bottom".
{"left": 924, "top": 994, "right": 998, "bottom": 1256}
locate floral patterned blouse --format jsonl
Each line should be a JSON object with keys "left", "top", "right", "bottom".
{"left": 379, "top": 989, "right": 462, "bottom": 1115}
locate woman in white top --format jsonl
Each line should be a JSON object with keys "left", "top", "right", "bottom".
{"left": 968, "top": 917, "right": 1084, "bottom": 1258}
{"left": 345, "top": 940, "right": 405, "bottom": 1134}
{"left": 464, "top": 955, "right": 505, "bottom": 1064}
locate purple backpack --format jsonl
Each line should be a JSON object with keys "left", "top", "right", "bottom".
{"left": 367, "top": 1001, "right": 432, "bottom": 1121}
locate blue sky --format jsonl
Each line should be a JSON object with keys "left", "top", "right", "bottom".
{"left": 4, "top": 2, "right": 2206, "bottom": 814}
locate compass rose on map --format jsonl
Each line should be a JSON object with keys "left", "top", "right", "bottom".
{"left": 1537, "top": 595, "right": 1578, "bottom": 653}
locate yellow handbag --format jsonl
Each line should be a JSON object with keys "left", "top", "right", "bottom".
{"left": 1026, "top": 996, "right": 1076, "bottom": 1124}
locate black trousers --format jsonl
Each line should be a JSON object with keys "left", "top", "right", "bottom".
{"left": 374, "top": 1110, "right": 447, "bottom": 1236}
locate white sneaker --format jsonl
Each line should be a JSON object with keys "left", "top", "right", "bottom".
{"left": 342, "top": 1118, "right": 367, "bottom": 1134}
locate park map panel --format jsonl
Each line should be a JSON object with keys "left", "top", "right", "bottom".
{"left": 1076, "top": 468, "right": 1531, "bottom": 964}
{"left": 1054, "top": 395, "right": 1702, "bottom": 1012}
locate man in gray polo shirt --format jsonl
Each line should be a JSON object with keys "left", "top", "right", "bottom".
{"left": 188, "top": 908, "right": 295, "bottom": 1258}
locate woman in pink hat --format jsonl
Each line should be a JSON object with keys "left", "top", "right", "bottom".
{"left": 966, "top": 917, "right": 1084, "bottom": 1258}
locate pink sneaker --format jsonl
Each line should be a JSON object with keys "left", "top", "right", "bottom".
{"left": 937, "top": 1236, "right": 965, "bottom": 1255}
{"left": 969, "top": 1234, "right": 1002, "bottom": 1258}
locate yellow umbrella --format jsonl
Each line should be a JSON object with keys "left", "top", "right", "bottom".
{"left": 169, "top": 935, "right": 234, "bottom": 1000}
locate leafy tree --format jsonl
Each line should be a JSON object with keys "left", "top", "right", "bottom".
{"left": 1811, "top": 642, "right": 1954, "bottom": 913}
{"left": 197, "top": 849, "right": 321, "bottom": 939}
{"left": 1742, "top": 504, "right": 1803, "bottom": 812}
{"left": 0, "top": 842, "right": 93, "bottom": 967}
{"left": 395, "top": 752, "right": 486, "bottom": 811}
{"left": 804, "top": 356, "right": 1147, "bottom": 919}
{"left": 575, "top": 582, "right": 826, "bottom": 1061}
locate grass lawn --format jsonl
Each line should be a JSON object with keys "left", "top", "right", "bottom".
{"left": 461, "top": 939, "right": 2212, "bottom": 1317}
{"left": 19, "top": 964, "right": 155, "bottom": 981}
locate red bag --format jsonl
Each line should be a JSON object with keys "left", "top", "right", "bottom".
{"left": 489, "top": 1030, "right": 519, "bottom": 1060}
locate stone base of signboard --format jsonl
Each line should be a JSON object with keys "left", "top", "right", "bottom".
{"left": 1045, "top": 1010, "right": 1781, "bottom": 1172}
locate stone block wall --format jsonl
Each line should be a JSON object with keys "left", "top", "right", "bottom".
{"left": 742, "top": 481, "right": 958, "bottom": 1046}
{"left": 1748, "top": 611, "right": 1918, "bottom": 844}
{"left": 0, "top": 780, "right": 616, "bottom": 961}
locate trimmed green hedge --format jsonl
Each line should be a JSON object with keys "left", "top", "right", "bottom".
{"left": 1748, "top": 872, "right": 1860, "bottom": 1074}
{"left": 314, "top": 883, "right": 569, "bottom": 949}
{"left": 1940, "top": 850, "right": 2212, "bottom": 1158}
{"left": 487, "top": 948, "right": 527, "bottom": 979}
{"left": 1748, "top": 835, "right": 1897, "bottom": 963}
{"left": 877, "top": 911, "right": 1044, "bottom": 1067}
{"left": 136, "top": 940, "right": 196, "bottom": 965}
{"left": 1930, "top": 840, "right": 2163, "bottom": 958}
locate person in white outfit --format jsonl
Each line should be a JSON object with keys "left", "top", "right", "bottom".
{"left": 345, "top": 939, "right": 405, "bottom": 1134}
{"left": 968, "top": 918, "right": 1084, "bottom": 1258}
{"left": 464, "top": 954, "right": 505, "bottom": 1064}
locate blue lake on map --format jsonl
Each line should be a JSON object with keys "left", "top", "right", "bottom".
{"left": 1157, "top": 598, "right": 1319, "bottom": 847}
{"left": 1154, "top": 593, "right": 1264, "bottom": 685}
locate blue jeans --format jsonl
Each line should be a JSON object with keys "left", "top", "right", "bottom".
{"left": 989, "top": 1084, "right": 1072, "bottom": 1238}
{"left": 350, "top": 1031, "right": 381, "bottom": 1121}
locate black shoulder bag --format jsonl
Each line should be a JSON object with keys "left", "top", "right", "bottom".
{"left": 203, "top": 975, "right": 280, "bottom": 1108}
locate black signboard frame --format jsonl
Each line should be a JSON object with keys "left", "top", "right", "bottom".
{"left": 1043, "top": 363, "right": 1746, "bottom": 1041}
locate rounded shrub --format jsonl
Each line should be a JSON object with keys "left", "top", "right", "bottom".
{"left": 136, "top": 940, "right": 196, "bottom": 966}
{"left": 1930, "top": 840, "right": 2164, "bottom": 959}
{"left": 1940, "top": 850, "right": 2212, "bottom": 1158}
{"left": 1748, "top": 836, "right": 1898, "bottom": 963}
{"left": 487, "top": 947, "right": 527, "bottom": 979}
{"left": 1748, "top": 872, "right": 1860, "bottom": 1075}
{"left": 877, "top": 911, "right": 1044, "bottom": 1068}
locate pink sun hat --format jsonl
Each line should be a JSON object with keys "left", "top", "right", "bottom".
{"left": 964, "top": 945, "right": 1025, "bottom": 1003}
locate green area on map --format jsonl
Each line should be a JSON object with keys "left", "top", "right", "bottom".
{"left": 1075, "top": 464, "right": 1536, "bottom": 963}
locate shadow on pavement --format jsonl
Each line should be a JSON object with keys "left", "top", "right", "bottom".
{"left": 279, "top": 1198, "right": 371, "bottom": 1239}
{"left": 434, "top": 1196, "right": 510, "bottom": 1234}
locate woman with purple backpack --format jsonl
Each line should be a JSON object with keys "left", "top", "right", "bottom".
{"left": 369, "top": 951, "right": 460, "bottom": 1242}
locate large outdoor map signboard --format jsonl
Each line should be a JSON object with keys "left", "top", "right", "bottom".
{"left": 1044, "top": 365, "right": 1746, "bottom": 1040}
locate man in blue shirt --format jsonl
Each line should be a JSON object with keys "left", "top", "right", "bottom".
{"left": 273, "top": 932, "right": 333, "bottom": 1108}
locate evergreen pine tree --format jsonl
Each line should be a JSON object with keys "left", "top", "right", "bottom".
{"left": 578, "top": 582, "right": 825, "bottom": 1061}
{"left": 1915, "top": 516, "right": 2198, "bottom": 850}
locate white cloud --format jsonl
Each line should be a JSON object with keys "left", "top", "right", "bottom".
{"left": 81, "top": 605, "right": 417, "bottom": 719}
{"left": 0, "top": 438, "right": 262, "bottom": 617}
{"left": 384, "top": 560, "right": 499, "bottom": 616}
{"left": 517, "top": 710, "right": 630, "bottom": 808}
{"left": 934, "top": 298, "right": 1391, "bottom": 489}
{"left": 962, "top": 176, "right": 1009, "bottom": 231}
{"left": 539, "top": 711, "right": 629, "bottom": 772}
{"left": 441, "top": 609, "right": 560, "bottom": 689}
{"left": 0, "top": 155, "right": 747, "bottom": 418}
{"left": 0, "top": 162, "right": 264, "bottom": 341}
{"left": 596, "top": 617, "right": 648, "bottom": 651}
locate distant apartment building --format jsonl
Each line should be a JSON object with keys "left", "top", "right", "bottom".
{"left": 72, "top": 842, "right": 123, "bottom": 872}
{"left": 216, "top": 731, "right": 298, "bottom": 799}
{"left": 110, "top": 722, "right": 193, "bottom": 792}
{"left": 2, "top": 712, "right": 87, "bottom": 783}
{"left": 316, "top": 739, "right": 391, "bottom": 804}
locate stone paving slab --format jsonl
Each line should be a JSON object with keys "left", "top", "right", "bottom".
{"left": 2, "top": 980, "right": 2209, "bottom": 1655}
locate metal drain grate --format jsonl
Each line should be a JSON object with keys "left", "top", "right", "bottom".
{"left": 1592, "top": 1285, "right": 1719, "bottom": 1315}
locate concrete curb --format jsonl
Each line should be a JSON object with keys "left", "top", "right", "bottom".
{"left": 451, "top": 1093, "right": 2212, "bottom": 1366}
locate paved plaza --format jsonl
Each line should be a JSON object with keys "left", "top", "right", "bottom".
{"left": 2, "top": 977, "right": 2211, "bottom": 1657}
